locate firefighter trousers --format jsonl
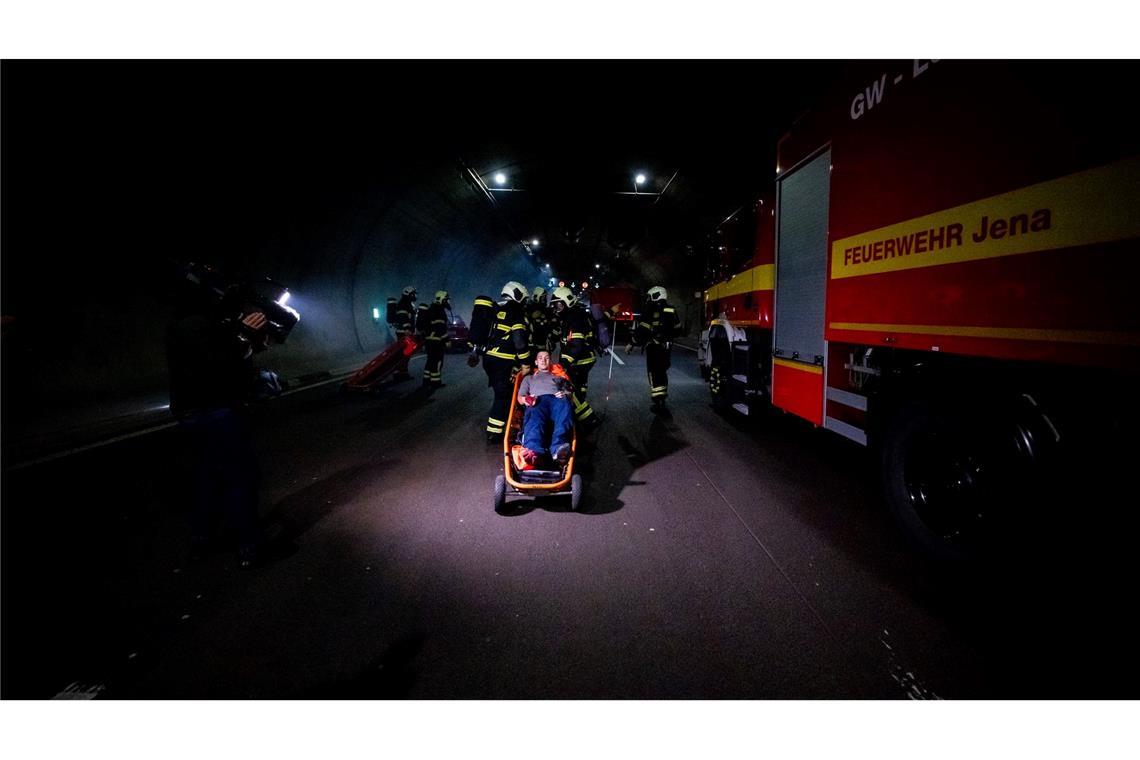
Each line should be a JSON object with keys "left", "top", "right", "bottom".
{"left": 423, "top": 339, "right": 445, "bottom": 386}
{"left": 646, "top": 342, "right": 672, "bottom": 402}
{"left": 567, "top": 362, "right": 596, "bottom": 426}
{"left": 483, "top": 355, "right": 516, "bottom": 437}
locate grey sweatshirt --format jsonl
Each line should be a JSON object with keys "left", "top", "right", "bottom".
{"left": 518, "top": 370, "right": 570, "bottom": 400}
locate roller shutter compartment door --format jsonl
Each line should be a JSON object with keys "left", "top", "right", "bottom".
{"left": 774, "top": 150, "right": 830, "bottom": 364}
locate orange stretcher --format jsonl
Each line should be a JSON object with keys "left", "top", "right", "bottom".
{"left": 344, "top": 335, "right": 419, "bottom": 390}
{"left": 493, "top": 368, "right": 581, "bottom": 511}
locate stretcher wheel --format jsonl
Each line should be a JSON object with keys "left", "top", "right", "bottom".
{"left": 570, "top": 474, "right": 582, "bottom": 511}
{"left": 493, "top": 474, "right": 507, "bottom": 512}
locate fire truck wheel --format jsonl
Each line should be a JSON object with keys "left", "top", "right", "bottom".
{"left": 708, "top": 366, "right": 730, "bottom": 411}
{"left": 570, "top": 474, "right": 583, "bottom": 511}
{"left": 881, "top": 402, "right": 994, "bottom": 565}
{"left": 493, "top": 475, "right": 507, "bottom": 512}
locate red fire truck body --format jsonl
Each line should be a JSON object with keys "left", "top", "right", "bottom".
{"left": 701, "top": 61, "right": 1140, "bottom": 561}
{"left": 590, "top": 285, "right": 638, "bottom": 323}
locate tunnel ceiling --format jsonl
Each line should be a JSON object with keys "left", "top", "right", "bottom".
{"left": 3, "top": 60, "right": 844, "bottom": 313}
{"left": 449, "top": 61, "right": 844, "bottom": 288}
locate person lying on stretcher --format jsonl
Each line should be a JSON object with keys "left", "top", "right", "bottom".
{"left": 512, "top": 350, "right": 573, "bottom": 470}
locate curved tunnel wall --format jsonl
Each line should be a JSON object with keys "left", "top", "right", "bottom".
{"left": 2, "top": 157, "right": 542, "bottom": 430}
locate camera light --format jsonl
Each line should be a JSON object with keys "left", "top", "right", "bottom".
{"left": 277, "top": 291, "right": 291, "bottom": 307}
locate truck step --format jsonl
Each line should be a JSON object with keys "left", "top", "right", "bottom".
{"left": 732, "top": 374, "right": 748, "bottom": 384}
{"left": 732, "top": 403, "right": 749, "bottom": 416}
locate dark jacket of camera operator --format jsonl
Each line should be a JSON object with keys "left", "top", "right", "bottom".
{"left": 167, "top": 304, "right": 264, "bottom": 418}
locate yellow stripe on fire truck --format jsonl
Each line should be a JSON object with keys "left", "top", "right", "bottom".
{"left": 705, "top": 263, "right": 775, "bottom": 301}
{"left": 830, "top": 156, "right": 1140, "bottom": 281}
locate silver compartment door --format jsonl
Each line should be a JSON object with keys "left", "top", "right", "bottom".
{"left": 774, "top": 149, "right": 830, "bottom": 364}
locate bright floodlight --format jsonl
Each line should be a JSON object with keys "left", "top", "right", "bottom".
{"left": 531, "top": 239, "right": 539, "bottom": 246}
{"left": 635, "top": 173, "right": 646, "bottom": 184}
{"left": 545, "top": 263, "right": 550, "bottom": 269}
{"left": 594, "top": 263, "right": 600, "bottom": 269}
{"left": 495, "top": 172, "right": 507, "bottom": 185}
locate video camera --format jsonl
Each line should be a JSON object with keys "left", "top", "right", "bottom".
{"left": 176, "top": 261, "right": 301, "bottom": 345}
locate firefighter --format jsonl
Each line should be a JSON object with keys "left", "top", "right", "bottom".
{"left": 416, "top": 299, "right": 430, "bottom": 339}
{"left": 422, "top": 290, "right": 451, "bottom": 389}
{"left": 550, "top": 286, "right": 598, "bottom": 430}
{"left": 390, "top": 285, "right": 418, "bottom": 381}
{"left": 627, "top": 285, "right": 682, "bottom": 408}
{"left": 528, "top": 286, "right": 551, "bottom": 357}
{"left": 482, "top": 281, "right": 532, "bottom": 443}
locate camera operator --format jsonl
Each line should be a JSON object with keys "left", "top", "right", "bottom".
{"left": 167, "top": 270, "right": 281, "bottom": 569}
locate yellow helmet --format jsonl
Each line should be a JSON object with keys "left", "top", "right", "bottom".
{"left": 550, "top": 286, "right": 576, "bottom": 309}
{"left": 434, "top": 290, "right": 449, "bottom": 304}
{"left": 501, "top": 281, "right": 527, "bottom": 303}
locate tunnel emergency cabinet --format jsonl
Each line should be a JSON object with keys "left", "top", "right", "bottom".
{"left": 700, "top": 61, "right": 1140, "bottom": 562}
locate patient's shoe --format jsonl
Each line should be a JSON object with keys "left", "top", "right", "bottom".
{"left": 553, "top": 443, "right": 572, "bottom": 466}
{"left": 511, "top": 445, "right": 538, "bottom": 471}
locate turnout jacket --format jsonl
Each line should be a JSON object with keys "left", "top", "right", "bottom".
{"left": 485, "top": 300, "right": 531, "bottom": 364}
{"left": 423, "top": 302, "right": 450, "bottom": 344}
{"left": 559, "top": 305, "right": 597, "bottom": 368}
{"left": 633, "top": 300, "right": 681, "bottom": 346}
{"left": 393, "top": 294, "right": 417, "bottom": 333}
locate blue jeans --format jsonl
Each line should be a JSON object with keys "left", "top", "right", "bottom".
{"left": 522, "top": 394, "right": 573, "bottom": 457}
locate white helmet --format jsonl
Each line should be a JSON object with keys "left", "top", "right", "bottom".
{"left": 501, "top": 281, "right": 528, "bottom": 303}
{"left": 402, "top": 285, "right": 417, "bottom": 298}
{"left": 647, "top": 285, "right": 667, "bottom": 303}
{"left": 550, "top": 286, "right": 576, "bottom": 310}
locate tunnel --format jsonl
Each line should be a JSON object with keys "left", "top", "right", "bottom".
{"left": 3, "top": 59, "right": 1140, "bottom": 724}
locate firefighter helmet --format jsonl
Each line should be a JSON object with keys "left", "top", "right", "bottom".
{"left": 531, "top": 286, "right": 547, "bottom": 304}
{"left": 402, "top": 285, "right": 417, "bottom": 298}
{"left": 647, "top": 285, "right": 667, "bottom": 303}
{"left": 550, "top": 286, "right": 576, "bottom": 310}
{"left": 501, "top": 281, "right": 527, "bottom": 303}
{"left": 434, "top": 290, "right": 450, "bottom": 304}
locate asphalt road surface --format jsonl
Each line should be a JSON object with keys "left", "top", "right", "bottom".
{"left": 3, "top": 348, "right": 1136, "bottom": 698}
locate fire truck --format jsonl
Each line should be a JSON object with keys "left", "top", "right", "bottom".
{"left": 699, "top": 61, "right": 1140, "bottom": 562}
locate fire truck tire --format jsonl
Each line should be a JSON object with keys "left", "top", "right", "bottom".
{"left": 493, "top": 475, "right": 507, "bottom": 512}
{"left": 880, "top": 402, "right": 985, "bottom": 565}
{"left": 708, "top": 365, "right": 730, "bottom": 411}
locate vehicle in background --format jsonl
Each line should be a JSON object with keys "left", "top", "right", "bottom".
{"left": 447, "top": 315, "right": 470, "bottom": 352}
{"left": 589, "top": 285, "right": 637, "bottom": 344}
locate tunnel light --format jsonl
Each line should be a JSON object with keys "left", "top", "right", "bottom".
{"left": 495, "top": 172, "right": 507, "bottom": 185}
{"left": 581, "top": 282, "right": 589, "bottom": 288}
{"left": 635, "top": 173, "right": 646, "bottom": 185}
{"left": 531, "top": 238, "right": 539, "bottom": 246}
{"left": 545, "top": 263, "right": 550, "bottom": 269}
{"left": 559, "top": 281, "right": 565, "bottom": 287}
{"left": 594, "top": 263, "right": 600, "bottom": 269}
{"left": 372, "top": 307, "right": 380, "bottom": 321}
